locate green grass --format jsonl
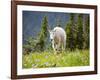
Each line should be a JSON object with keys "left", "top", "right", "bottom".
{"left": 22, "top": 50, "right": 89, "bottom": 69}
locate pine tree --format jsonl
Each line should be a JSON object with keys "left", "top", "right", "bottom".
{"left": 86, "top": 15, "right": 90, "bottom": 49}
{"left": 36, "top": 16, "right": 48, "bottom": 51}
{"left": 65, "top": 13, "right": 75, "bottom": 50}
{"left": 65, "top": 22, "right": 71, "bottom": 49}
{"left": 76, "top": 14, "right": 84, "bottom": 49}
{"left": 82, "top": 15, "right": 90, "bottom": 49}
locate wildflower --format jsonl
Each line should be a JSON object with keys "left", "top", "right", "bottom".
{"left": 45, "top": 55, "right": 48, "bottom": 58}
{"left": 44, "top": 62, "right": 49, "bottom": 66}
{"left": 35, "top": 59, "right": 40, "bottom": 62}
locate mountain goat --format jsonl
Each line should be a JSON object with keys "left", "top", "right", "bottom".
{"left": 49, "top": 27, "right": 66, "bottom": 53}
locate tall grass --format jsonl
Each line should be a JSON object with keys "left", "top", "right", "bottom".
{"left": 22, "top": 49, "right": 89, "bottom": 68}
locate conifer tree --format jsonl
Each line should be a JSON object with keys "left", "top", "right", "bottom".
{"left": 86, "top": 15, "right": 90, "bottom": 49}
{"left": 36, "top": 16, "right": 48, "bottom": 51}
{"left": 76, "top": 14, "right": 84, "bottom": 49}
{"left": 65, "top": 13, "right": 75, "bottom": 50}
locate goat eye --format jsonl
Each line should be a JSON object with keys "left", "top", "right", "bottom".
{"left": 51, "top": 39, "right": 53, "bottom": 41}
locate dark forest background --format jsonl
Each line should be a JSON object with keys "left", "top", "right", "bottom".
{"left": 22, "top": 11, "right": 89, "bottom": 54}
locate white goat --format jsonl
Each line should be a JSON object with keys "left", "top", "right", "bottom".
{"left": 49, "top": 27, "right": 66, "bottom": 53}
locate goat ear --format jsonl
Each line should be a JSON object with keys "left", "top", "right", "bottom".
{"left": 47, "top": 26, "right": 51, "bottom": 33}
{"left": 53, "top": 29, "right": 56, "bottom": 33}
{"left": 48, "top": 29, "right": 51, "bottom": 33}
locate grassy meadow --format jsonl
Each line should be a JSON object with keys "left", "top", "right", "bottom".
{"left": 22, "top": 49, "right": 89, "bottom": 68}
{"left": 22, "top": 12, "right": 90, "bottom": 69}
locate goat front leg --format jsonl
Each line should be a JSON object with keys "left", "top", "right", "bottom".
{"left": 52, "top": 41, "right": 56, "bottom": 54}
